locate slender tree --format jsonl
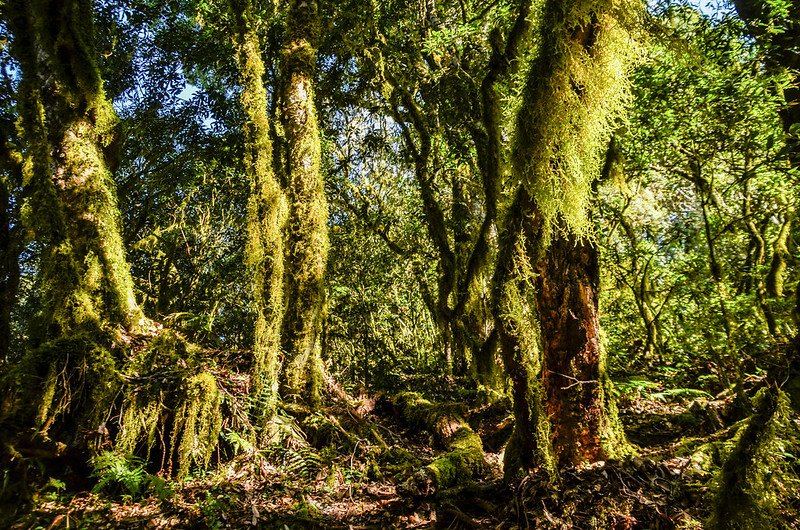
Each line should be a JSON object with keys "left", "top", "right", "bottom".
{"left": 0, "top": 117, "right": 22, "bottom": 364}
{"left": 280, "top": 0, "right": 327, "bottom": 406}
{"left": 229, "top": 0, "right": 287, "bottom": 427}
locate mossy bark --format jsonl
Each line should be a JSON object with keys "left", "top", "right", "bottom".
{"left": 393, "top": 392, "right": 489, "bottom": 493}
{"left": 10, "top": 0, "right": 144, "bottom": 339}
{"left": 280, "top": 0, "right": 327, "bottom": 407}
{"left": 709, "top": 387, "right": 799, "bottom": 530}
{"left": 512, "top": 0, "right": 639, "bottom": 236}
{"left": 6, "top": 0, "right": 145, "bottom": 447}
{"left": 115, "top": 332, "right": 223, "bottom": 478}
{"left": 536, "top": 232, "right": 628, "bottom": 467}
{"left": 0, "top": 134, "right": 23, "bottom": 363}
{"left": 230, "top": 0, "right": 287, "bottom": 430}
{"left": 493, "top": 187, "right": 555, "bottom": 480}
{"left": 458, "top": 0, "right": 534, "bottom": 389}
{"left": 499, "top": 0, "right": 637, "bottom": 475}
{"left": 766, "top": 211, "right": 792, "bottom": 299}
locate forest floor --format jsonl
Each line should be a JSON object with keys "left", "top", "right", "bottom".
{"left": 7, "top": 377, "right": 742, "bottom": 529}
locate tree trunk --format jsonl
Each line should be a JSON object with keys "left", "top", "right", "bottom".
{"left": 230, "top": 0, "right": 288, "bottom": 428}
{"left": 741, "top": 177, "right": 778, "bottom": 337}
{"left": 766, "top": 211, "right": 792, "bottom": 299}
{"left": 499, "top": 0, "right": 636, "bottom": 475}
{"left": 0, "top": 177, "right": 20, "bottom": 364}
{"left": 10, "top": 0, "right": 143, "bottom": 339}
{"left": 0, "top": 134, "right": 22, "bottom": 364}
{"left": 6, "top": 0, "right": 146, "bottom": 446}
{"left": 280, "top": 0, "right": 327, "bottom": 407}
{"left": 493, "top": 187, "right": 554, "bottom": 480}
{"left": 536, "top": 232, "right": 626, "bottom": 467}
{"left": 393, "top": 392, "right": 488, "bottom": 493}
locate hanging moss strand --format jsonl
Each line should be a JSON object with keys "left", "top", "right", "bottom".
{"left": 513, "top": 0, "right": 639, "bottom": 237}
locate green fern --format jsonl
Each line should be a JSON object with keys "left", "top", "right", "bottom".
{"left": 281, "top": 447, "right": 322, "bottom": 479}
{"left": 221, "top": 429, "right": 255, "bottom": 455}
{"left": 91, "top": 451, "right": 149, "bottom": 498}
{"left": 263, "top": 410, "right": 307, "bottom": 448}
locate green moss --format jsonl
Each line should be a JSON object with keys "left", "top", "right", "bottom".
{"left": 10, "top": 0, "right": 145, "bottom": 341}
{"left": 115, "top": 332, "right": 223, "bottom": 478}
{"left": 709, "top": 388, "right": 800, "bottom": 530}
{"left": 425, "top": 427, "right": 487, "bottom": 486}
{"left": 512, "top": 0, "right": 641, "bottom": 236}
{"left": 394, "top": 393, "right": 488, "bottom": 489}
{"left": 231, "top": 0, "right": 287, "bottom": 432}
{"left": 598, "top": 366, "right": 634, "bottom": 461}
{"left": 10, "top": 331, "right": 121, "bottom": 445}
{"left": 171, "top": 372, "right": 223, "bottom": 477}
{"left": 280, "top": 0, "right": 328, "bottom": 407}
{"left": 132, "top": 330, "right": 200, "bottom": 371}
{"left": 496, "top": 223, "right": 556, "bottom": 479}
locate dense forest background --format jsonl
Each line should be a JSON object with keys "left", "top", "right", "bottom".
{"left": 0, "top": 0, "right": 799, "bottom": 528}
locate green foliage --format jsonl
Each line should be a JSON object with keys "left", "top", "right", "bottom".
{"left": 91, "top": 450, "right": 175, "bottom": 502}
{"left": 651, "top": 388, "right": 713, "bottom": 402}
{"left": 280, "top": 447, "right": 323, "bottom": 480}
{"left": 599, "top": 3, "right": 797, "bottom": 387}
{"left": 199, "top": 490, "right": 230, "bottom": 529}
{"left": 91, "top": 452, "right": 149, "bottom": 499}
{"left": 221, "top": 429, "right": 255, "bottom": 456}
{"left": 3, "top": 0, "right": 800, "bottom": 523}
{"left": 614, "top": 376, "right": 661, "bottom": 398}
{"left": 614, "top": 376, "right": 712, "bottom": 402}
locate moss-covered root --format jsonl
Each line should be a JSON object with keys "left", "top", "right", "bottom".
{"left": 393, "top": 392, "right": 489, "bottom": 494}
{"left": 115, "top": 332, "right": 223, "bottom": 479}
{"left": 709, "top": 387, "right": 800, "bottom": 530}
{"left": 1, "top": 331, "right": 121, "bottom": 455}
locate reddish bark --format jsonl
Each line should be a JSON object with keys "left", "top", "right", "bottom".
{"left": 536, "top": 232, "right": 608, "bottom": 467}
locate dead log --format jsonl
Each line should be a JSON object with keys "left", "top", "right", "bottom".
{"left": 392, "top": 392, "right": 489, "bottom": 494}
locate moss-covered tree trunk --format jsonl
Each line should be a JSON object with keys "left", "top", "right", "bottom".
{"left": 709, "top": 387, "right": 796, "bottom": 530}
{"left": 493, "top": 187, "right": 555, "bottom": 480}
{"left": 393, "top": 392, "right": 489, "bottom": 493}
{"left": 536, "top": 232, "right": 625, "bottom": 467}
{"left": 280, "top": 0, "right": 327, "bottom": 406}
{"left": 10, "top": 0, "right": 143, "bottom": 339}
{"left": 230, "top": 0, "right": 287, "bottom": 427}
{"left": 500, "top": 0, "right": 637, "bottom": 476}
{"left": 7, "top": 0, "right": 145, "bottom": 443}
